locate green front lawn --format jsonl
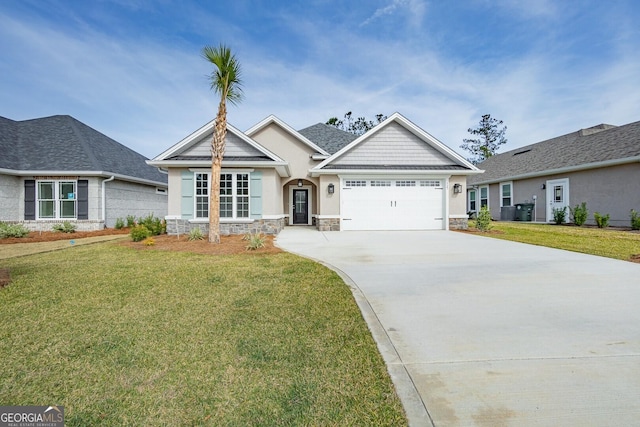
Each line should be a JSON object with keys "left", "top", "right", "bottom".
{"left": 0, "top": 243, "right": 406, "bottom": 426}
{"left": 468, "top": 221, "right": 640, "bottom": 261}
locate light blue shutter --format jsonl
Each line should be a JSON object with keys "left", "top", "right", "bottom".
{"left": 181, "top": 171, "right": 194, "bottom": 219}
{"left": 250, "top": 171, "right": 262, "bottom": 219}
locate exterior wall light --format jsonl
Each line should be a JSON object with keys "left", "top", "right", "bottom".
{"left": 297, "top": 179, "right": 303, "bottom": 187}
{"left": 328, "top": 183, "right": 335, "bottom": 194}
{"left": 453, "top": 183, "right": 462, "bottom": 194}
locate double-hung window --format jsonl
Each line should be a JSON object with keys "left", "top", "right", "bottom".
{"left": 195, "top": 172, "right": 250, "bottom": 220}
{"left": 37, "top": 180, "right": 76, "bottom": 219}
{"left": 500, "top": 182, "right": 512, "bottom": 207}
{"left": 468, "top": 189, "right": 477, "bottom": 212}
{"left": 480, "top": 186, "right": 489, "bottom": 208}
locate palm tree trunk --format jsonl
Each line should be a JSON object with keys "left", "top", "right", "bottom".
{"left": 209, "top": 101, "right": 227, "bottom": 243}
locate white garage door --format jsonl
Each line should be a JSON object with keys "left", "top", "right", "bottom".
{"left": 341, "top": 179, "right": 444, "bottom": 231}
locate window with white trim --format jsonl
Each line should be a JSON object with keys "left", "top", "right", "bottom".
{"left": 195, "top": 172, "right": 250, "bottom": 219}
{"left": 345, "top": 180, "right": 367, "bottom": 187}
{"left": 395, "top": 180, "right": 416, "bottom": 187}
{"left": 500, "top": 182, "right": 512, "bottom": 207}
{"left": 37, "top": 180, "right": 76, "bottom": 219}
{"left": 480, "top": 186, "right": 489, "bottom": 208}
{"left": 370, "top": 180, "right": 391, "bottom": 187}
{"left": 468, "top": 189, "right": 477, "bottom": 212}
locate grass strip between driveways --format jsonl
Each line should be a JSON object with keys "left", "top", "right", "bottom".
{"left": 469, "top": 221, "right": 640, "bottom": 261}
{"left": 0, "top": 243, "right": 406, "bottom": 426}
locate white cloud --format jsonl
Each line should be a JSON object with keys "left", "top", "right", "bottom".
{"left": 360, "top": 0, "right": 426, "bottom": 28}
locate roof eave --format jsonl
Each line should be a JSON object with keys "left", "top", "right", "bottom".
{"left": 0, "top": 168, "right": 167, "bottom": 187}
{"left": 146, "top": 160, "right": 291, "bottom": 177}
{"left": 470, "top": 156, "right": 640, "bottom": 185}
{"left": 310, "top": 167, "right": 483, "bottom": 177}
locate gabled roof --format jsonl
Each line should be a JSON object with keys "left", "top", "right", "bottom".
{"left": 297, "top": 123, "right": 357, "bottom": 155}
{"left": 468, "top": 120, "right": 640, "bottom": 185}
{"left": 148, "top": 119, "right": 290, "bottom": 177}
{"left": 311, "top": 112, "right": 480, "bottom": 176}
{"left": 246, "top": 115, "right": 330, "bottom": 156}
{"left": 0, "top": 115, "right": 167, "bottom": 186}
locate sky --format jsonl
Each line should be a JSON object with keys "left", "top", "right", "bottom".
{"left": 1, "top": 0, "right": 639, "bottom": 159}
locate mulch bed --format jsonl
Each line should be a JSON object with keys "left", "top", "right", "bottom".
{"left": 118, "top": 234, "right": 282, "bottom": 255}
{"left": 0, "top": 228, "right": 130, "bottom": 244}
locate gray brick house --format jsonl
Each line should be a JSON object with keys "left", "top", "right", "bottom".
{"left": 0, "top": 115, "right": 167, "bottom": 231}
{"left": 467, "top": 120, "right": 640, "bottom": 226}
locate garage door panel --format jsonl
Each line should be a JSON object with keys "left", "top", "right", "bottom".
{"left": 341, "top": 179, "right": 444, "bottom": 231}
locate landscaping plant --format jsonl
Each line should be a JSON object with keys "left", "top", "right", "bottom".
{"left": 114, "top": 218, "right": 125, "bottom": 230}
{"left": 52, "top": 221, "right": 76, "bottom": 233}
{"left": 570, "top": 202, "right": 588, "bottom": 226}
{"left": 139, "top": 214, "right": 165, "bottom": 236}
{"left": 130, "top": 225, "right": 152, "bottom": 242}
{"left": 631, "top": 209, "right": 640, "bottom": 230}
{"left": 188, "top": 227, "right": 205, "bottom": 241}
{"left": 126, "top": 215, "right": 136, "bottom": 228}
{"left": 593, "top": 212, "right": 610, "bottom": 228}
{"left": 552, "top": 207, "right": 567, "bottom": 225}
{"left": 476, "top": 205, "right": 492, "bottom": 232}
{"left": 0, "top": 222, "right": 30, "bottom": 239}
{"left": 245, "top": 233, "right": 266, "bottom": 250}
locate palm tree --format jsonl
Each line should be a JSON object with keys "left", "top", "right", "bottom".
{"left": 202, "top": 44, "right": 243, "bottom": 243}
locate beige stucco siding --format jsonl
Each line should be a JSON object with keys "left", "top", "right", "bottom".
{"left": 251, "top": 124, "right": 321, "bottom": 179}
{"left": 448, "top": 175, "right": 468, "bottom": 218}
{"left": 332, "top": 123, "right": 452, "bottom": 166}
{"left": 318, "top": 175, "right": 340, "bottom": 216}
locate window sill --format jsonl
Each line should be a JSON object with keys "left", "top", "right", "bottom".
{"left": 190, "top": 218, "right": 254, "bottom": 224}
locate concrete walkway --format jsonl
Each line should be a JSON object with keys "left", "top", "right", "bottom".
{"left": 276, "top": 227, "right": 640, "bottom": 427}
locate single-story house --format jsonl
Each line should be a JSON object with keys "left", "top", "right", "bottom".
{"left": 0, "top": 115, "right": 168, "bottom": 231}
{"left": 467, "top": 120, "right": 640, "bottom": 226}
{"left": 147, "top": 112, "right": 480, "bottom": 234}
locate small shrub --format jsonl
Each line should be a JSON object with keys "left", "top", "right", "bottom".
{"left": 114, "top": 218, "right": 125, "bottom": 230}
{"left": 569, "top": 202, "right": 588, "bottom": 226}
{"left": 188, "top": 227, "right": 204, "bottom": 241}
{"left": 631, "top": 209, "right": 640, "bottom": 230}
{"left": 552, "top": 207, "right": 567, "bottom": 225}
{"left": 139, "top": 214, "right": 164, "bottom": 236}
{"left": 130, "top": 225, "right": 152, "bottom": 242}
{"left": 143, "top": 237, "right": 156, "bottom": 246}
{"left": 0, "top": 222, "right": 30, "bottom": 239}
{"left": 126, "top": 215, "right": 136, "bottom": 228}
{"left": 475, "top": 206, "right": 492, "bottom": 232}
{"left": 246, "top": 233, "right": 266, "bottom": 250}
{"left": 593, "top": 212, "right": 610, "bottom": 228}
{"left": 52, "top": 221, "right": 76, "bottom": 233}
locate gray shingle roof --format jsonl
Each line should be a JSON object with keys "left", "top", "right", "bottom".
{"left": 0, "top": 115, "right": 167, "bottom": 184}
{"left": 298, "top": 123, "right": 357, "bottom": 154}
{"left": 469, "top": 120, "right": 640, "bottom": 185}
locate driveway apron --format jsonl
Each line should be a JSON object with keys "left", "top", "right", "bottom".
{"left": 276, "top": 227, "right": 640, "bottom": 427}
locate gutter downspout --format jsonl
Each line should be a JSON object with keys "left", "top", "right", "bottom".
{"left": 102, "top": 176, "right": 115, "bottom": 227}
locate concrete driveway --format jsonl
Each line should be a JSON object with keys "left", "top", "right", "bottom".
{"left": 276, "top": 228, "right": 640, "bottom": 427}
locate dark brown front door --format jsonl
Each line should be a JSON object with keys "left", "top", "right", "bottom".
{"left": 293, "top": 189, "right": 308, "bottom": 224}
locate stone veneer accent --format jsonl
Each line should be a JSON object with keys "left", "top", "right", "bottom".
{"left": 316, "top": 217, "right": 340, "bottom": 231}
{"left": 448, "top": 217, "right": 468, "bottom": 230}
{"left": 166, "top": 218, "right": 286, "bottom": 236}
